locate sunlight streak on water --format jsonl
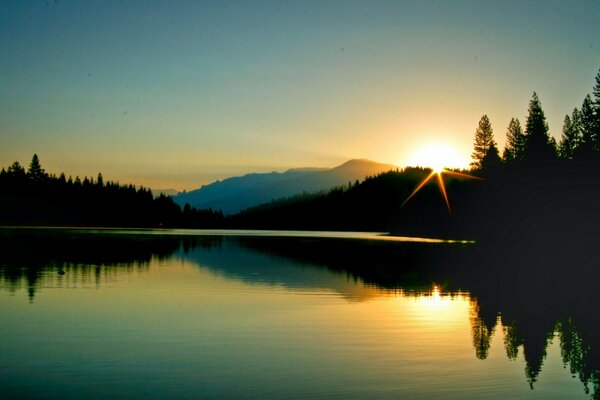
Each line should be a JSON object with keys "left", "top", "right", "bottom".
{"left": 2, "top": 226, "right": 476, "bottom": 243}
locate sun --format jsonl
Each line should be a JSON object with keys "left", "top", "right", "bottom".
{"left": 409, "top": 145, "right": 467, "bottom": 172}
{"left": 402, "top": 145, "right": 481, "bottom": 213}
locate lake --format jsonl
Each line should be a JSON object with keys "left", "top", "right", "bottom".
{"left": 0, "top": 228, "right": 597, "bottom": 399}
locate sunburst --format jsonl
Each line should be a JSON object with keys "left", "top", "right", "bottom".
{"left": 401, "top": 168, "right": 482, "bottom": 213}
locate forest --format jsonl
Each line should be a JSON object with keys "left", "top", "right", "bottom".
{"left": 228, "top": 68, "right": 600, "bottom": 243}
{"left": 0, "top": 156, "right": 223, "bottom": 228}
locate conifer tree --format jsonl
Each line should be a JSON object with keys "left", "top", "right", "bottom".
{"left": 471, "top": 114, "right": 495, "bottom": 170}
{"left": 523, "top": 92, "right": 555, "bottom": 163}
{"left": 503, "top": 118, "right": 525, "bottom": 163}
{"left": 590, "top": 69, "right": 600, "bottom": 152}
{"left": 578, "top": 94, "right": 596, "bottom": 157}
{"left": 558, "top": 114, "right": 579, "bottom": 159}
{"left": 7, "top": 161, "right": 26, "bottom": 179}
{"left": 27, "top": 154, "right": 47, "bottom": 181}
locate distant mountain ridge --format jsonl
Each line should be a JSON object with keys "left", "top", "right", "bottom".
{"left": 174, "top": 159, "right": 397, "bottom": 214}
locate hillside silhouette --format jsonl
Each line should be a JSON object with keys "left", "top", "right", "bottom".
{"left": 0, "top": 156, "right": 223, "bottom": 228}
{"left": 224, "top": 67, "right": 600, "bottom": 249}
{"left": 1, "top": 67, "right": 600, "bottom": 246}
{"left": 173, "top": 158, "right": 397, "bottom": 214}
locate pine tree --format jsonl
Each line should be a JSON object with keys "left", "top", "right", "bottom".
{"left": 558, "top": 113, "right": 580, "bottom": 160}
{"left": 471, "top": 114, "right": 495, "bottom": 170}
{"left": 503, "top": 118, "right": 525, "bottom": 163}
{"left": 594, "top": 68, "right": 600, "bottom": 102}
{"left": 27, "top": 154, "right": 47, "bottom": 181}
{"left": 7, "top": 161, "right": 26, "bottom": 179}
{"left": 578, "top": 94, "right": 596, "bottom": 158}
{"left": 523, "top": 92, "right": 555, "bottom": 163}
{"left": 592, "top": 68, "right": 600, "bottom": 152}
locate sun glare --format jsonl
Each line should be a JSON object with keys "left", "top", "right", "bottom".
{"left": 409, "top": 145, "right": 467, "bottom": 172}
{"left": 402, "top": 145, "right": 481, "bottom": 213}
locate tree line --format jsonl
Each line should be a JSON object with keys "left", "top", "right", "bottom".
{"left": 0, "top": 155, "right": 223, "bottom": 228}
{"left": 228, "top": 67, "right": 600, "bottom": 243}
{"left": 2, "top": 68, "right": 599, "bottom": 233}
{"left": 471, "top": 68, "right": 600, "bottom": 171}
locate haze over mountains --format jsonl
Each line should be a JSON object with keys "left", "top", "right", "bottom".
{"left": 173, "top": 159, "right": 397, "bottom": 214}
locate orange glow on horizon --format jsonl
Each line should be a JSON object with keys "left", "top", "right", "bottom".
{"left": 409, "top": 145, "right": 469, "bottom": 172}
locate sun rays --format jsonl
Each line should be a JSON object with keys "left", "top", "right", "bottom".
{"left": 401, "top": 168, "right": 482, "bottom": 213}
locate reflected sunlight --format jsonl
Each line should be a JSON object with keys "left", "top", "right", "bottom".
{"left": 400, "top": 285, "right": 471, "bottom": 327}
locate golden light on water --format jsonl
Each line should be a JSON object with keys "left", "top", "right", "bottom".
{"left": 397, "top": 285, "right": 472, "bottom": 329}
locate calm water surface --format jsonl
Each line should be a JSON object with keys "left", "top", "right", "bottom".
{"left": 0, "top": 228, "right": 595, "bottom": 399}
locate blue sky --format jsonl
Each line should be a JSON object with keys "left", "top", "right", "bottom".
{"left": 1, "top": 0, "right": 599, "bottom": 189}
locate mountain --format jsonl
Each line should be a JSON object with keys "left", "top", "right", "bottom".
{"left": 174, "top": 159, "right": 397, "bottom": 214}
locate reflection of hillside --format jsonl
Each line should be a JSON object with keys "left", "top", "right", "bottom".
{"left": 179, "top": 236, "right": 386, "bottom": 302}
{"left": 233, "top": 236, "right": 472, "bottom": 290}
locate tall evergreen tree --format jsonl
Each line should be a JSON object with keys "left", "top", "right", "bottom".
{"left": 594, "top": 68, "right": 600, "bottom": 103}
{"left": 558, "top": 113, "right": 579, "bottom": 160}
{"left": 503, "top": 118, "right": 525, "bottom": 163}
{"left": 97, "top": 173, "right": 104, "bottom": 188}
{"left": 578, "top": 94, "right": 596, "bottom": 158}
{"left": 571, "top": 107, "right": 582, "bottom": 141}
{"left": 592, "top": 68, "right": 600, "bottom": 152}
{"left": 27, "top": 154, "right": 47, "bottom": 181}
{"left": 471, "top": 114, "right": 495, "bottom": 170}
{"left": 523, "top": 92, "right": 556, "bottom": 163}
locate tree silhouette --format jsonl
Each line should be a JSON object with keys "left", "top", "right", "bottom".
{"left": 577, "top": 94, "right": 598, "bottom": 161}
{"left": 559, "top": 109, "right": 582, "bottom": 160}
{"left": 470, "top": 301, "right": 497, "bottom": 360}
{"left": 593, "top": 68, "right": 600, "bottom": 150}
{"left": 27, "top": 154, "right": 47, "bottom": 181}
{"left": 503, "top": 118, "right": 526, "bottom": 163}
{"left": 471, "top": 115, "right": 495, "bottom": 169}
{"left": 7, "top": 161, "right": 26, "bottom": 179}
{"left": 503, "top": 321, "right": 523, "bottom": 360}
{"left": 523, "top": 92, "right": 556, "bottom": 164}
{"left": 481, "top": 142, "right": 502, "bottom": 173}
{"left": 0, "top": 155, "right": 224, "bottom": 228}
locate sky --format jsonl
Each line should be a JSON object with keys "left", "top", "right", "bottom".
{"left": 1, "top": 0, "right": 599, "bottom": 190}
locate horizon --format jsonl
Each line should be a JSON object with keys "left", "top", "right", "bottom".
{"left": 1, "top": 155, "right": 404, "bottom": 192}
{"left": 2, "top": 1, "right": 599, "bottom": 190}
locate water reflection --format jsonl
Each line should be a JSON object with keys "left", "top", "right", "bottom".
{"left": 0, "top": 228, "right": 598, "bottom": 399}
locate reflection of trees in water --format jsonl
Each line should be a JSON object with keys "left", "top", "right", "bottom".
{"left": 558, "top": 319, "right": 600, "bottom": 399}
{"left": 218, "top": 235, "right": 600, "bottom": 399}
{"left": 470, "top": 303, "right": 599, "bottom": 398}
{"left": 1, "top": 230, "right": 598, "bottom": 398}
{"left": 0, "top": 229, "right": 222, "bottom": 301}
{"left": 0, "top": 261, "right": 151, "bottom": 303}
{"left": 469, "top": 302, "right": 496, "bottom": 360}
